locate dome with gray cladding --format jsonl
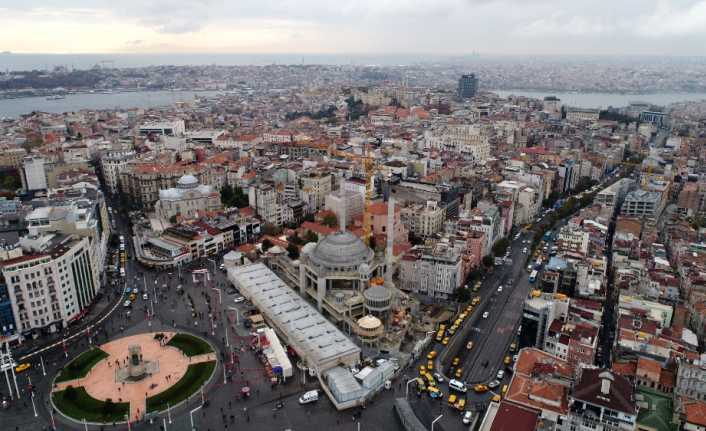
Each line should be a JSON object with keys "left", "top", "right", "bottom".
{"left": 308, "top": 231, "right": 373, "bottom": 268}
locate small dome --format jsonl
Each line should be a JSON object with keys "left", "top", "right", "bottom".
{"left": 364, "top": 285, "right": 392, "bottom": 302}
{"left": 309, "top": 231, "right": 373, "bottom": 268}
{"left": 177, "top": 174, "right": 199, "bottom": 189}
{"left": 357, "top": 315, "right": 382, "bottom": 330}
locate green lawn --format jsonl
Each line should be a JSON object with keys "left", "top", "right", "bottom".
{"left": 146, "top": 361, "right": 216, "bottom": 412}
{"left": 56, "top": 348, "right": 109, "bottom": 383}
{"left": 52, "top": 386, "right": 129, "bottom": 423}
{"left": 167, "top": 333, "right": 213, "bottom": 356}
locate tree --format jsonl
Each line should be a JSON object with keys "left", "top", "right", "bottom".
{"left": 492, "top": 238, "right": 510, "bottom": 257}
{"left": 261, "top": 223, "right": 282, "bottom": 236}
{"left": 64, "top": 385, "right": 77, "bottom": 401}
{"left": 454, "top": 286, "right": 471, "bottom": 303}
{"left": 288, "top": 232, "right": 304, "bottom": 246}
{"left": 482, "top": 255, "right": 494, "bottom": 268}
{"left": 322, "top": 213, "right": 338, "bottom": 228}
{"left": 169, "top": 214, "right": 178, "bottom": 224}
{"left": 287, "top": 244, "right": 300, "bottom": 260}
{"left": 261, "top": 239, "right": 273, "bottom": 252}
{"left": 303, "top": 230, "right": 319, "bottom": 243}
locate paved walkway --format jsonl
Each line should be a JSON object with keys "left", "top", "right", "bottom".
{"left": 53, "top": 332, "right": 216, "bottom": 422}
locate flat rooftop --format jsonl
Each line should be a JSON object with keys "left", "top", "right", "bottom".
{"left": 228, "top": 263, "right": 360, "bottom": 370}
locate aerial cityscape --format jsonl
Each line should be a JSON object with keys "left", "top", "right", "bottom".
{"left": 1, "top": 2, "right": 706, "bottom": 431}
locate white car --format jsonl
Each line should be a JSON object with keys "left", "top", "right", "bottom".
{"left": 482, "top": 311, "right": 489, "bottom": 319}
{"left": 497, "top": 286, "right": 503, "bottom": 293}
{"left": 123, "top": 300, "right": 131, "bottom": 308}
{"left": 433, "top": 372, "right": 445, "bottom": 383}
{"left": 497, "top": 369, "right": 505, "bottom": 380}
{"left": 132, "top": 288, "right": 138, "bottom": 294}
{"left": 233, "top": 296, "right": 245, "bottom": 303}
{"left": 522, "top": 248, "right": 528, "bottom": 253}
{"left": 462, "top": 411, "right": 473, "bottom": 425}
{"left": 142, "top": 293, "right": 149, "bottom": 300}
{"left": 299, "top": 390, "right": 319, "bottom": 404}
{"left": 487, "top": 379, "right": 500, "bottom": 389}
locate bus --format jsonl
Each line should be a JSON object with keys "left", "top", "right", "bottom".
{"left": 529, "top": 270, "right": 538, "bottom": 283}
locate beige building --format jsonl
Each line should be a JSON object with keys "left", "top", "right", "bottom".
{"left": 401, "top": 201, "right": 446, "bottom": 238}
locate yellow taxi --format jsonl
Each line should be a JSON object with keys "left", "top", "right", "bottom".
{"left": 510, "top": 342, "right": 517, "bottom": 352}
{"left": 473, "top": 384, "right": 489, "bottom": 393}
{"left": 452, "top": 357, "right": 460, "bottom": 366}
{"left": 501, "top": 384, "right": 508, "bottom": 395}
{"left": 427, "top": 350, "right": 437, "bottom": 360}
{"left": 455, "top": 368, "right": 463, "bottom": 379}
{"left": 504, "top": 355, "right": 512, "bottom": 365}
{"left": 428, "top": 386, "right": 443, "bottom": 399}
{"left": 14, "top": 363, "right": 31, "bottom": 373}
{"left": 454, "top": 398, "right": 466, "bottom": 411}
{"left": 419, "top": 365, "right": 426, "bottom": 374}
{"left": 471, "top": 296, "right": 480, "bottom": 306}
{"left": 129, "top": 293, "right": 137, "bottom": 302}
{"left": 427, "top": 360, "right": 434, "bottom": 370}
{"left": 447, "top": 394, "right": 458, "bottom": 406}
{"left": 442, "top": 337, "right": 449, "bottom": 346}
{"left": 491, "top": 394, "right": 501, "bottom": 402}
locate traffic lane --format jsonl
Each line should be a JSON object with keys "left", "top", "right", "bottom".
{"left": 466, "top": 282, "right": 526, "bottom": 383}
{"left": 463, "top": 251, "right": 530, "bottom": 382}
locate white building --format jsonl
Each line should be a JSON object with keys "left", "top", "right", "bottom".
{"left": 24, "top": 184, "right": 111, "bottom": 276}
{"left": 399, "top": 244, "right": 463, "bottom": 299}
{"left": 154, "top": 174, "right": 222, "bottom": 222}
{"left": 138, "top": 120, "right": 185, "bottom": 137}
{"left": 325, "top": 190, "right": 364, "bottom": 228}
{"left": 23, "top": 156, "right": 47, "bottom": 191}
{"left": 423, "top": 125, "right": 490, "bottom": 162}
{"left": 100, "top": 150, "right": 136, "bottom": 194}
{"left": 1, "top": 233, "right": 99, "bottom": 338}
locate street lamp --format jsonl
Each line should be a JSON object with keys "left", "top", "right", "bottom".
{"left": 431, "top": 414, "right": 443, "bottom": 431}
{"left": 405, "top": 377, "right": 417, "bottom": 399}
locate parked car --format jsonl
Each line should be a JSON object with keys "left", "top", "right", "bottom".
{"left": 298, "top": 390, "right": 319, "bottom": 404}
{"left": 233, "top": 296, "right": 245, "bottom": 303}
{"left": 462, "top": 411, "right": 473, "bottom": 425}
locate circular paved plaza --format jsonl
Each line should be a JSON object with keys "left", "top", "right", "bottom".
{"left": 52, "top": 332, "right": 217, "bottom": 423}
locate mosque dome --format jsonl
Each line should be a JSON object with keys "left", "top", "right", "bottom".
{"left": 309, "top": 231, "right": 373, "bottom": 268}
{"left": 177, "top": 174, "right": 199, "bottom": 189}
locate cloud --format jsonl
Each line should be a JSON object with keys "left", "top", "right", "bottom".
{"left": 1, "top": 0, "right": 706, "bottom": 54}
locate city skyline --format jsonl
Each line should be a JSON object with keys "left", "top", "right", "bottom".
{"left": 2, "top": 0, "right": 706, "bottom": 56}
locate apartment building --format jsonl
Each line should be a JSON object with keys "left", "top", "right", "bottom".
{"left": 1, "top": 234, "right": 99, "bottom": 339}
{"left": 400, "top": 201, "right": 446, "bottom": 238}
{"left": 399, "top": 244, "right": 463, "bottom": 299}
{"left": 99, "top": 150, "right": 136, "bottom": 194}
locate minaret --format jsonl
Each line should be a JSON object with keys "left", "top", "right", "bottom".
{"left": 385, "top": 197, "right": 395, "bottom": 283}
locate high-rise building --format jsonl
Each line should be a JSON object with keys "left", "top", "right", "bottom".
{"left": 22, "top": 156, "right": 47, "bottom": 191}
{"left": 457, "top": 73, "right": 479, "bottom": 100}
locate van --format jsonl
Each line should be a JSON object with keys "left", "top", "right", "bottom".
{"left": 298, "top": 390, "right": 319, "bottom": 404}
{"left": 448, "top": 379, "right": 467, "bottom": 393}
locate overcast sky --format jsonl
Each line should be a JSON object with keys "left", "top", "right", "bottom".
{"left": 2, "top": 0, "right": 706, "bottom": 55}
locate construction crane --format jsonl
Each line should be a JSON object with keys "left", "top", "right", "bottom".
{"left": 331, "top": 143, "right": 378, "bottom": 244}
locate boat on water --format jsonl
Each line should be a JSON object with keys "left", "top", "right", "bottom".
{"left": 46, "top": 95, "right": 66, "bottom": 100}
